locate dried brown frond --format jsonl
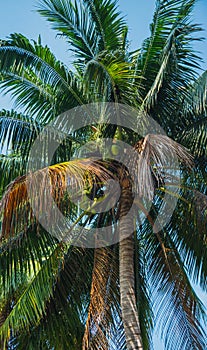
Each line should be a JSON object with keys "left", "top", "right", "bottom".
{"left": 131, "top": 134, "right": 193, "bottom": 200}
{"left": 0, "top": 159, "right": 117, "bottom": 240}
{"left": 82, "top": 245, "right": 119, "bottom": 350}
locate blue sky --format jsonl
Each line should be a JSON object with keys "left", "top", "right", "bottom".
{"left": 0, "top": 0, "right": 206, "bottom": 109}
{"left": 0, "top": 1, "right": 207, "bottom": 349}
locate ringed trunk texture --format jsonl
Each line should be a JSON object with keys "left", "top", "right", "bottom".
{"left": 119, "top": 180, "right": 143, "bottom": 350}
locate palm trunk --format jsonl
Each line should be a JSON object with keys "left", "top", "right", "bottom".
{"left": 119, "top": 180, "right": 143, "bottom": 350}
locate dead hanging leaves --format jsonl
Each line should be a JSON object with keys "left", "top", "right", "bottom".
{"left": 0, "top": 159, "right": 117, "bottom": 240}
{"left": 0, "top": 133, "right": 194, "bottom": 241}
{"left": 131, "top": 134, "right": 193, "bottom": 200}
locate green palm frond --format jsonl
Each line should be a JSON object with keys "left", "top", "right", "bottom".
{"left": 0, "top": 242, "right": 66, "bottom": 348}
{"left": 0, "top": 234, "right": 94, "bottom": 349}
{"left": 82, "top": 0, "right": 127, "bottom": 51}
{"left": 0, "top": 0, "right": 207, "bottom": 348}
{"left": 38, "top": 0, "right": 127, "bottom": 65}
{"left": 147, "top": 223, "right": 206, "bottom": 350}
{"left": 0, "top": 154, "right": 24, "bottom": 194}
{"left": 0, "top": 226, "right": 57, "bottom": 295}
{"left": 180, "top": 116, "right": 207, "bottom": 157}
{"left": 84, "top": 51, "right": 139, "bottom": 103}
{"left": 0, "top": 109, "right": 76, "bottom": 192}
{"left": 178, "top": 70, "right": 207, "bottom": 156}
{"left": 138, "top": 0, "right": 201, "bottom": 87}
{"left": 183, "top": 70, "right": 207, "bottom": 115}
{"left": 38, "top": 0, "right": 99, "bottom": 63}
{"left": 14, "top": 246, "right": 94, "bottom": 350}
{"left": 0, "top": 109, "right": 41, "bottom": 191}
{"left": 137, "top": 0, "right": 203, "bottom": 126}
{"left": 152, "top": 168, "right": 207, "bottom": 294}
{"left": 141, "top": 23, "right": 198, "bottom": 109}
{"left": 0, "top": 34, "right": 83, "bottom": 122}
{"left": 0, "top": 109, "right": 40, "bottom": 155}
{"left": 169, "top": 188, "right": 207, "bottom": 292}
{"left": 134, "top": 230, "right": 154, "bottom": 350}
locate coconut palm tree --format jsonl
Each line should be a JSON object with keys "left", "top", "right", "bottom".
{"left": 0, "top": 0, "right": 207, "bottom": 349}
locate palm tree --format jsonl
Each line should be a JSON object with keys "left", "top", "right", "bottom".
{"left": 0, "top": 0, "right": 207, "bottom": 349}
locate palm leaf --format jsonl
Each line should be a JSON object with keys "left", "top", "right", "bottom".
{"left": 14, "top": 246, "right": 94, "bottom": 350}
{"left": 84, "top": 51, "right": 139, "bottom": 104}
{"left": 0, "top": 158, "right": 117, "bottom": 240}
{"left": 183, "top": 70, "right": 207, "bottom": 115}
{"left": 134, "top": 230, "right": 154, "bottom": 350}
{"left": 146, "top": 222, "right": 206, "bottom": 350}
{"left": 0, "top": 154, "right": 25, "bottom": 193}
{"left": 0, "top": 242, "right": 66, "bottom": 348}
{"left": 0, "top": 109, "right": 40, "bottom": 155}
{"left": 0, "top": 226, "right": 57, "bottom": 296}
{"left": 136, "top": 0, "right": 203, "bottom": 131}
{"left": 170, "top": 187, "right": 207, "bottom": 292}
{"left": 38, "top": 0, "right": 99, "bottom": 63}
{"left": 137, "top": 0, "right": 202, "bottom": 90}
{"left": 82, "top": 0, "right": 127, "bottom": 51}
{"left": 180, "top": 116, "right": 207, "bottom": 157}
{"left": 83, "top": 245, "right": 121, "bottom": 349}
{"left": 0, "top": 34, "right": 83, "bottom": 122}
{"left": 131, "top": 133, "right": 193, "bottom": 201}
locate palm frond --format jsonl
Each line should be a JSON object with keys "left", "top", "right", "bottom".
{"left": 178, "top": 70, "right": 207, "bottom": 156}
{"left": 38, "top": 0, "right": 127, "bottom": 64}
{"left": 0, "top": 154, "right": 25, "bottom": 193}
{"left": 38, "top": 0, "right": 99, "bottom": 63}
{"left": 180, "top": 116, "right": 207, "bottom": 157}
{"left": 0, "top": 34, "right": 83, "bottom": 122}
{"left": 84, "top": 51, "right": 138, "bottom": 103}
{"left": 131, "top": 133, "right": 193, "bottom": 200}
{"left": 14, "top": 246, "right": 94, "bottom": 350}
{"left": 0, "top": 243, "right": 66, "bottom": 347}
{"left": 0, "top": 159, "right": 116, "bottom": 241}
{"left": 82, "top": 0, "right": 127, "bottom": 51}
{"left": 0, "top": 109, "right": 40, "bottom": 155}
{"left": 138, "top": 0, "right": 202, "bottom": 88}
{"left": 0, "top": 226, "right": 57, "bottom": 296}
{"left": 146, "top": 222, "right": 206, "bottom": 350}
{"left": 169, "top": 187, "right": 207, "bottom": 292}
{"left": 136, "top": 0, "right": 203, "bottom": 130}
{"left": 134, "top": 230, "right": 154, "bottom": 350}
{"left": 0, "top": 0, "right": 206, "bottom": 348}
{"left": 83, "top": 245, "right": 120, "bottom": 349}
{"left": 183, "top": 70, "right": 207, "bottom": 115}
